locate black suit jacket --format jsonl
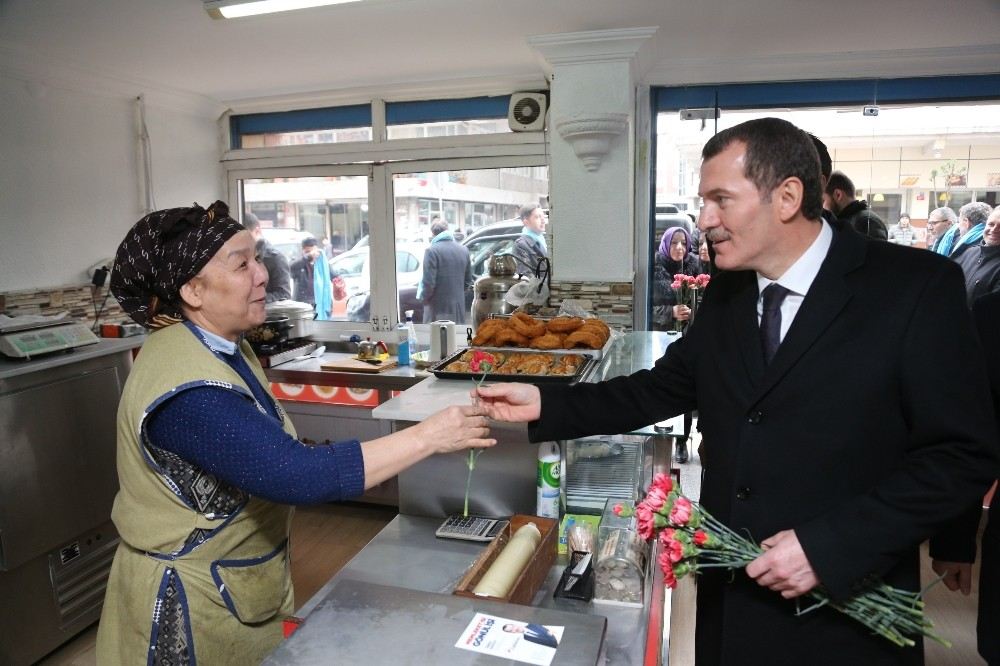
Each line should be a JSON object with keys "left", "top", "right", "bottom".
{"left": 532, "top": 223, "right": 999, "bottom": 665}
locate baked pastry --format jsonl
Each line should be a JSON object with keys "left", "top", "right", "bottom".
{"left": 511, "top": 312, "right": 546, "bottom": 338}
{"left": 547, "top": 316, "right": 585, "bottom": 333}
{"left": 564, "top": 329, "right": 603, "bottom": 349}
{"left": 494, "top": 328, "right": 531, "bottom": 348}
{"left": 529, "top": 332, "right": 565, "bottom": 350}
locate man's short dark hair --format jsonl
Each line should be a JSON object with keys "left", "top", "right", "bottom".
{"left": 243, "top": 212, "right": 261, "bottom": 232}
{"left": 519, "top": 205, "right": 541, "bottom": 222}
{"left": 702, "top": 117, "right": 824, "bottom": 221}
{"left": 301, "top": 236, "right": 319, "bottom": 248}
{"left": 430, "top": 220, "right": 449, "bottom": 236}
{"left": 825, "top": 171, "right": 855, "bottom": 198}
{"left": 807, "top": 133, "right": 832, "bottom": 179}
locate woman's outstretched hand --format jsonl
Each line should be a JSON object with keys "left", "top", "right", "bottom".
{"left": 415, "top": 404, "right": 495, "bottom": 455}
{"left": 471, "top": 383, "right": 542, "bottom": 423}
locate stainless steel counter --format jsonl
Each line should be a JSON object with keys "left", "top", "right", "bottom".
{"left": 270, "top": 515, "right": 651, "bottom": 665}
{"left": 266, "top": 332, "right": 688, "bottom": 665}
{"left": 0, "top": 336, "right": 139, "bottom": 665}
{"left": 0, "top": 336, "right": 144, "bottom": 380}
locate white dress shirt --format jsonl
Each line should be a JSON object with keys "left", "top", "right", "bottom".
{"left": 756, "top": 221, "right": 833, "bottom": 343}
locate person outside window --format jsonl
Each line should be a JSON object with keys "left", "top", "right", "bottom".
{"left": 242, "top": 213, "right": 291, "bottom": 302}
{"left": 888, "top": 214, "right": 917, "bottom": 246}
{"left": 417, "top": 219, "right": 474, "bottom": 323}
{"left": 289, "top": 237, "right": 321, "bottom": 306}
{"left": 511, "top": 204, "right": 548, "bottom": 277}
{"left": 956, "top": 205, "right": 1000, "bottom": 305}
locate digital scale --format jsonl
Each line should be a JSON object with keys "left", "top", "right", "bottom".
{"left": 0, "top": 319, "right": 101, "bottom": 360}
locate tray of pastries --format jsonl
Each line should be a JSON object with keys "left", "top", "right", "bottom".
{"left": 430, "top": 348, "right": 594, "bottom": 383}
{"left": 471, "top": 313, "right": 612, "bottom": 357}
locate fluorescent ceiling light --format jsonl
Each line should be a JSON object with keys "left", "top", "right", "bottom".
{"left": 205, "top": 0, "right": 362, "bottom": 19}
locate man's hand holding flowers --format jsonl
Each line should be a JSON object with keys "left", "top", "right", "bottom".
{"left": 746, "top": 529, "right": 820, "bottom": 599}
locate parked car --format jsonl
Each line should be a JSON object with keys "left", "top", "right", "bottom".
{"left": 337, "top": 243, "right": 425, "bottom": 322}
{"left": 346, "top": 220, "right": 529, "bottom": 323}
{"left": 462, "top": 218, "right": 524, "bottom": 279}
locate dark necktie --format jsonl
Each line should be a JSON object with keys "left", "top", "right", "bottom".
{"left": 760, "top": 283, "right": 791, "bottom": 364}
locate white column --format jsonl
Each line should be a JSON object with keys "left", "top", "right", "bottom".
{"left": 529, "top": 27, "right": 657, "bottom": 282}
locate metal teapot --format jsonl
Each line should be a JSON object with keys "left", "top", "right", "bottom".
{"left": 357, "top": 338, "right": 389, "bottom": 360}
{"left": 471, "top": 254, "right": 522, "bottom": 329}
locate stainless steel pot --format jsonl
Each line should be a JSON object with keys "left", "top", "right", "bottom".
{"left": 246, "top": 315, "right": 294, "bottom": 348}
{"left": 265, "top": 300, "right": 315, "bottom": 337}
{"left": 471, "top": 254, "right": 522, "bottom": 329}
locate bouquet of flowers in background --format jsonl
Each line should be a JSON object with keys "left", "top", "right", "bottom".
{"left": 614, "top": 474, "right": 948, "bottom": 648}
{"left": 670, "top": 273, "right": 711, "bottom": 331}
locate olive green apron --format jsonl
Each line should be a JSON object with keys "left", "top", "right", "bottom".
{"left": 97, "top": 324, "right": 296, "bottom": 665}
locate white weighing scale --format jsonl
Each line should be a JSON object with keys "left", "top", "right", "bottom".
{"left": 0, "top": 317, "right": 101, "bottom": 360}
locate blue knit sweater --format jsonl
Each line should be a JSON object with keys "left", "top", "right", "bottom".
{"left": 145, "top": 324, "right": 366, "bottom": 504}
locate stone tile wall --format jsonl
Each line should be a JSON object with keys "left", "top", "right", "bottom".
{"left": 549, "top": 280, "right": 634, "bottom": 331}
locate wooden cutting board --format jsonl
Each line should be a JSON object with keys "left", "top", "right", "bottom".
{"left": 320, "top": 356, "right": 399, "bottom": 373}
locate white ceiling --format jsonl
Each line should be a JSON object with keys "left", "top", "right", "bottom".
{"left": 1, "top": 0, "right": 999, "bottom": 110}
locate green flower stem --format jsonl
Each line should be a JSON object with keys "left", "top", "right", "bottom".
{"left": 463, "top": 369, "right": 490, "bottom": 517}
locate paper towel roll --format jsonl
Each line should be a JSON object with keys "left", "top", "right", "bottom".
{"left": 472, "top": 522, "right": 542, "bottom": 598}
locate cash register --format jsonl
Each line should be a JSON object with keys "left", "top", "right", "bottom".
{"left": 0, "top": 314, "right": 100, "bottom": 360}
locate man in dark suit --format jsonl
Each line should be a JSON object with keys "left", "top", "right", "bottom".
{"left": 502, "top": 622, "right": 559, "bottom": 649}
{"left": 931, "top": 288, "right": 1000, "bottom": 665}
{"left": 475, "top": 118, "right": 998, "bottom": 665}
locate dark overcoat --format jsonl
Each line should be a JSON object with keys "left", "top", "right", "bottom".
{"left": 419, "top": 238, "right": 474, "bottom": 324}
{"left": 531, "top": 223, "right": 999, "bottom": 665}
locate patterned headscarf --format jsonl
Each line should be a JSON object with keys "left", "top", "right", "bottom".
{"left": 659, "top": 226, "right": 692, "bottom": 258}
{"left": 110, "top": 201, "right": 245, "bottom": 329}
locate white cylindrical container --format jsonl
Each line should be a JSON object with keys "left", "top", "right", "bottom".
{"left": 472, "top": 522, "right": 542, "bottom": 598}
{"left": 536, "top": 441, "right": 561, "bottom": 519}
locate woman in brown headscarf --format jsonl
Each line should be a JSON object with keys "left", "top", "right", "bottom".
{"left": 97, "top": 202, "right": 494, "bottom": 664}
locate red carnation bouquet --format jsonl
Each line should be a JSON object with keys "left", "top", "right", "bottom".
{"left": 670, "top": 273, "right": 711, "bottom": 331}
{"left": 614, "top": 473, "right": 948, "bottom": 648}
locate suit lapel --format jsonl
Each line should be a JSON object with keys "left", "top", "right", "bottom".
{"left": 753, "top": 224, "right": 867, "bottom": 401}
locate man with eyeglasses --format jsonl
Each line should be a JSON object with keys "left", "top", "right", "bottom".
{"left": 928, "top": 206, "right": 959, "bottom": 254}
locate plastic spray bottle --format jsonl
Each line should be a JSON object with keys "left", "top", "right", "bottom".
{"left": 536, "top": 441, "right": 561, "bottom": 518}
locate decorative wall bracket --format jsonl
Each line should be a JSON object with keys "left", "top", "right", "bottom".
{"left": 554, "top": 113, "right": 628, "bottom": 172}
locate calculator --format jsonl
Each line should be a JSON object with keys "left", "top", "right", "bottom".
{"left": 435, "top": 515, "right": 509, "bottom": 542}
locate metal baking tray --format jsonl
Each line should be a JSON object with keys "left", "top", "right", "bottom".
{"left": 429, "top": 348, "right": 595, "bottom": 384}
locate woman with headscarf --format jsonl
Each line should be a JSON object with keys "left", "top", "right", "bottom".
{"left": 651, "top": 226, "right": 701, "bottom": 331}
{"left": 98, "top": 202, "right": 495, "bottom": 664}
{"left": 651, "top": 226, "right": 701, "bottom": 463}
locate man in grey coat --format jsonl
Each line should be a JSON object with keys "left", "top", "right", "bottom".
{"left": 418, "top": 219, "right": 474, "bottom": 323}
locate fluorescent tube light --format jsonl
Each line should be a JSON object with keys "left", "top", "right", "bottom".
{"left": 205, "top": 0, "right": 362, "bottom": 19}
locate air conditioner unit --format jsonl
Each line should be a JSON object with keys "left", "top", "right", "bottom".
{"left": 508, "top": 93, "right": 548, "bottom": 132}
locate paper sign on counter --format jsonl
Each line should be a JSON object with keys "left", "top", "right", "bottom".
{"left": 455, "top": 612, "right": 564, "bottom": 666}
